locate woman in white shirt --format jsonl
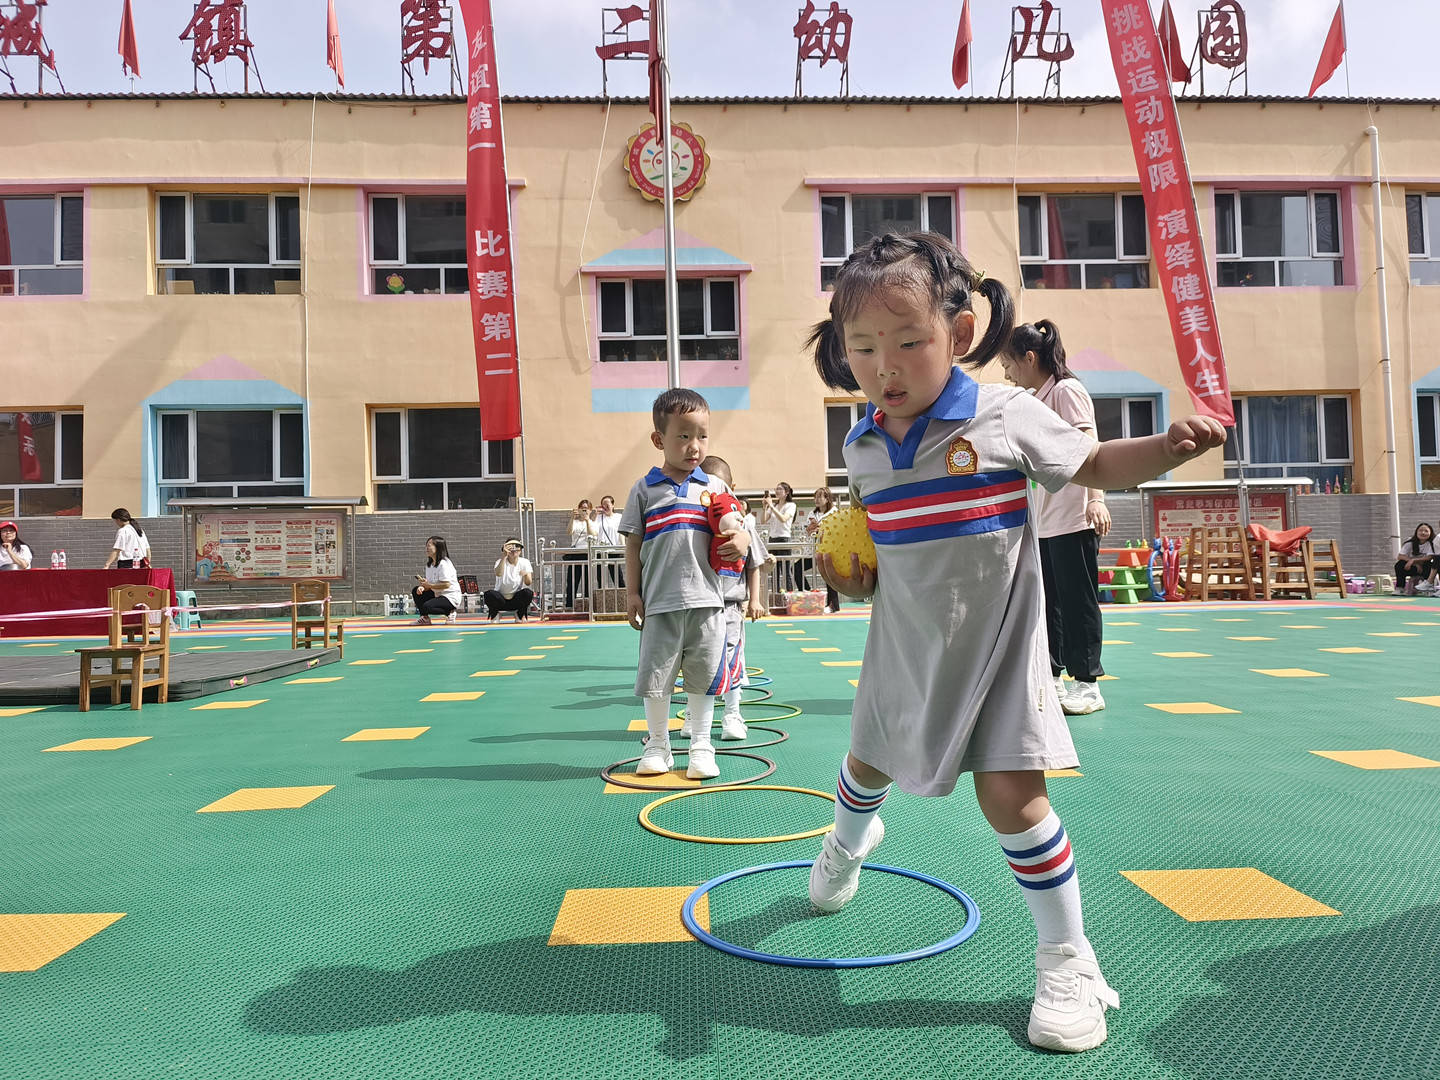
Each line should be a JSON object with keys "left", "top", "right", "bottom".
{"left": 0, "top": 520, "right": 33, "bottom": 570}
{"left": 485, "top": 538, "right": 535, "bottom": 621}
{"left": 594, "top": 494, "right": 626, "bottom": 587}
{"left": 1395, "top": 522, "right": 1436, "bottom": 595}
{"left": 802, "top": 487, "right": 841, "bottom": 612}
{"left": 761, "top": 481, "right": 799, "bottom": 590}
{"left": 564, "top": 498, "right": 598, "bottom": 609}
{"left": 412, "top": 535, "right": 462, "bottom": 624}
{"left": 102, "top": 508, "right": 149, "bottom": 569}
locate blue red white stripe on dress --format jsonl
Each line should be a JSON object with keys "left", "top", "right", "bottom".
{"left": 643, "top": 505, "right": 709, "bottom": 541}
{"left": 863, "top": 471, "right": 1028, "bottom": 546}
{"left": 1001, "top": 822, "right": 1075, "bottom": 891}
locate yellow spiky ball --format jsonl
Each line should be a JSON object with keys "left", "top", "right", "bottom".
{"left": 815, "top": 505, "right": 877, "bottom": 572}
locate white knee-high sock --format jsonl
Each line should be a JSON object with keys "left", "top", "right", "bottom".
{"left": 994, "top": 810, "right": 1088, "bottom": 951}
{"left": 722, "top": 687, "right": 743, "bottom": 719}
{"left": 685, "top": 693, "right": 715, "bottom": 750}
{"left": 643, "top": 695, "right": 672, "bottom": 749}
{"left": 834, "top": 756, "right": 889, "bottom": 854}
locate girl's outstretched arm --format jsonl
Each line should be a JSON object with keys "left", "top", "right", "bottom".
{"left": 1071, "top": 415, "right": 1227, "bottom": 492}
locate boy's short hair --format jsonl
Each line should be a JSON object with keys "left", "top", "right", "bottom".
{"left": 698, "top": 455, "right": 732, "bottom": 486}
{"left": 651, "top": 388, "right": 710, "bottom": 435}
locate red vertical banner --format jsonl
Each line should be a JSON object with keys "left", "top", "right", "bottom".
{"left": 16, "top": 413, "right": 43, "bottom": 483}
{"left": 457, "top": 0, "right": 522, "bottom": 440}
{"left": 1102, "top": 0, "right": 1233, "bottom": 425}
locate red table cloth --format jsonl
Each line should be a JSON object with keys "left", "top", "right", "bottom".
{"left": 0, "top": 568, "right": 176, "bottom": 638}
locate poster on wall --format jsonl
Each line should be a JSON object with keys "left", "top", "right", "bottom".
{"left": 1152, "top": 491, "right": 1286, "bottom": 541}
{"left": 195, "top": 512, "right": 345, "bottom": 582}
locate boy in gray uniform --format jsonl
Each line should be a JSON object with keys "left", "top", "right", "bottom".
{"left": 620, "top": 389, "right": 749, "bottom": 780}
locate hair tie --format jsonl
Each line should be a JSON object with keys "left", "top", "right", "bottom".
{"left": 973, "top": 268, "right": 987, "bottom": 287}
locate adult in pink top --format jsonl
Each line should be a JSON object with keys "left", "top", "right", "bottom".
{"left": 1000, "top": 320, "right": 1108, "bottom": 716}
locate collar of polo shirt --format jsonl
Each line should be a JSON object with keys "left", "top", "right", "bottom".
{"left": 845, "top": 366, "right": 979, "bottom": 447}
{"left": 645, "top": 465, "right": 711, "bottom": 490}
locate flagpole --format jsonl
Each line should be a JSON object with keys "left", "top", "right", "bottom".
{"left": 1367, "top": 126, "right": 1401, "bottom": 554}
{"left": 1341, "top": 0, "right": 1350, "bottom": 95}
{"left": 657, "top": 0, "right": 680, "bottom": 390}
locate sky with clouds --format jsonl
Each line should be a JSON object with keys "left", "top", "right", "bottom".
{"left": 14, "top": 0, "right": 1438, "bottom": 100}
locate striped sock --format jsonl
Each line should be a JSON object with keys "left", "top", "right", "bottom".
{"left": 834, "top": 757, "right": 889, "bottom": 854}
{"left": 995, "top": 810, "right": 1088, "bottom": 950}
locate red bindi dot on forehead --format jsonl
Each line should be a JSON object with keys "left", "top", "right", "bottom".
{"left": 928, "top": 337, "right": 935, "bottom": 344}
{"left": 876, "top": 330, "right": 885, "bottom": 337}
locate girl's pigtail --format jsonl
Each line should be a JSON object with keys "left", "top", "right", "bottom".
{"left": 807, "top": 317, "right": 860, "bottom": 392}
{"left": 960, "top": 275, "right": 1016, "bottom": 369}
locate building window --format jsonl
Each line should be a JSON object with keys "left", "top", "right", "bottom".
{"left": 0, "top": 194, "right": 83, "bottom": 297}
{"left": 1214, "top": 190, "right": 1342, "bottom": 287}
{"left": 1405, "top": 193, "right": 1440, "bottom": 285}
{"left": 369, "top": 194, "right": 468, "bottom": 295}
{"left": 0, "top": 411, "right": 83, "bottom": 516}
{"left": 157, "top": 409, "right": 304, "bottom": 510}
{"left": 1417, "top": 392, "right": 1440, "bottom": 489}
{"left": 820, "top": 193, "right": 955, "bottom": 290}
{"left": 1094, "top": 396, "right": 1157, "bottom": 442}
{"left": 371, "top": 407, "right": 516, "bottom": 510}
{"left": 1223, "top": 395, "right": 1352, "bottom": 489}
{"left": 1017, "top": 193, "right": 1150, "bottom": 290}
{"left": 596, "top": 277, "right": 739, "bottom": 363}
{"left": 825, "top": 400, "right": 867, "bottom": 484}
{"left": 156, "top": 193, "right": 301, "bottom": 295}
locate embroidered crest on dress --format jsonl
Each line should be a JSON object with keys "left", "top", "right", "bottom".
{"left": 699, "top": 490, "right": 713, "bottom": 506}
{"left": 946, "top": 436, "right": 978, "bottom": 475}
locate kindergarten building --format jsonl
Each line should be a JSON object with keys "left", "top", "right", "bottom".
{"left": 5, "top": 91, "right": 1440, "bottom": 535}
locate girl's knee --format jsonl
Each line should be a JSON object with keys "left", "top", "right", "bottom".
{"left": 845, "top": 753, "right": 892, "bottom": 788}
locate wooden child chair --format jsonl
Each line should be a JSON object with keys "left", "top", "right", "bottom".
{"left": 291, "top": 579, "right": 344, "bottom": 657}
{"left": 76, "top": 584, "right": 172, "bottom": 711}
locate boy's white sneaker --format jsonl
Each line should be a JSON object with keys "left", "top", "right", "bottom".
{"left": 635, "top": 744, "right": 673, "bottom": 775}
{"left": 686, "top": 746, "right": 719, "bottom": 779}
{"left": 720, "top": 712, "right": 748, "bottom": 740}
{"left": 1052, "top": 675, "right": 1069, "bottom": 705}
{"left": 808, "top": 817, "right": 884, "bottom": 913}
{"left": 1062, "top": 681, "right": 1105, "bottom": 715}
{"left": 1028, "top": 942, "right": 1120, "bottom": 1052}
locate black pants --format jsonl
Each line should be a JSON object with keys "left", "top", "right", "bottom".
{"left": 1395, "top": 558, "right": 1433, "bottom": 584}
{"left": 563, "top": 553, "right": 589, "bottom": 607}
{"left": 484, "top": 587, "right": 533, "bottom": 618}
{"left": 1039, "top": 529, "right": 1105, "bottom": 682}
{"left": 412, "top": 587, "right": 456, "bottom": 617}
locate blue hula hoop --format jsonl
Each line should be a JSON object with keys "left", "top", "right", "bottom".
{"left": 681, "top": 860, "right": 980, "bottom": 969}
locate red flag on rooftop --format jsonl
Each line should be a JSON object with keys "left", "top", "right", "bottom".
{"left": 1156, "top": 0, "right": 1191, "bottom": 84}
{"left": 326, "top": 0, "right": 345, "bottom": 88}
{"left": 1308, "top": 1, "right": 1346, "bottom": 97}
{"left": 951, "top": 0, "right": 973, "bottom": 91}
{"left": 647, "top": 0, "right": 663, "bottom": 126}
{"left": 118, "top": 0, "right": 141, "bottom": 78}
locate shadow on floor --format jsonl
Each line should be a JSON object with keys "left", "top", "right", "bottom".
{"left": 357, "top": 764, "right": 601, "bottom": 783}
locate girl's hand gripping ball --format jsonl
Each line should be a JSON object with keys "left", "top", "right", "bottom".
{"left": 815, "top": 506, "right": 878, "bottom": 598}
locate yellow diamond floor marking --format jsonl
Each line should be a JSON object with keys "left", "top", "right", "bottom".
{"left": 43, "top": 737, "right": 152, "bottom": 752}
{"left": 1310, "top": 748, "right": 1440, "bottom": 770}
{"left": 471, "top": 669, "right": 522, "bottom": 677}
{"left": 0, "top": 706, "right": 50, "bottom": 717}
{"left": 430, "top": 638, "right": 464, "bottom": 644}
{"left": 789, "top": 637, "right": 820, "bottom": 642}
{"left": 459, "top": 631, "right": 488, "bottom": 635}
{"left": 20, "top": 642, "right": 57, "bottom": 647}
{"left": 801, "top": 647, "right": 841, "bottom": 653}
{"left": 529, "top": 645, "right": 565, "bottom": 650}
{"left": 1400, "top": 696, "right": 1440, "bottom": 708}
{"left": 1045, "top": 768, "right": 1083, "bottom": 778}
{"left": 628, "top": 718, "right": 684, "bottom": 732}
{"left": 1106, "top": 621, "right": 1140, "bottom": 626}
{"left": 342, "top": 727, "right": 431, "bottom": 741}
{"left": 191, "top": 699, "right": 268, "bottom": 710}
{"left": 287, "top": 676, "right": 344, "bottom": 684}
{"left": 244, "top": 637, "right": 277, "bottom": 641}
{"left": 350, "top": 633, "right": 382, "bottom": 638}
{"left": 506, "top": 654, "right": 547, "bottom": 660}
{"left": 1121, "top": 868, "right": 1339, "bottom": 922}
{"left": 1252, "top": 668, "right": 1329, "bottom": 678}
{"left": 1146, "top": 702, "right": 1240, "bottom": 714}
{"left": 773, "top": 629, "right": 805, "bottom": 634}
{"left": 187, "top": 645, "right": 226, "bottom": 651}
{"left": 1215, "top": 618, "right": 1250, "bottom": 622}
{"left": 396, "top": 648, "right": 434, "bottom": 654}
{"left": 0, "top": 913, "right": 127, "bottom": 972}
{"left": 1155, "top": 627, "right": 1201, "bottom": 632}
{"left": 348, "top": 659, "right": 395, "bottom": 665}
{"left": 769, "top": 622, "right": 793, "bottom": 627}
{"left": 822, "top": 660, "right": 863, "bottom": 667}
{"left": 548, "top": 886, "right": 709, "bottom": 945}
{"left": 421, "top": 692, "right": 486, "bottom": 703}
{"left": 603, "top": 769, "right": 700, "bottom": 793}
{"left": 548, "top": 635, "right": 579, "bottom": 640}
{"left": 1325, "top": 616, "right": 1361, "bottom": 620}
{"left": 1155, "top": 652, "right": 1211, "bottom": 658}
{"left": 1228, "top": 636, "right": 1276, "bottom": 642}
{"left": 848, "top": 679, "right": 859, "bottom": 687}
{"left": 1322, "top": 647, "right": 1382, "bottom": 654}
{"left": 197, "top": 785, "right": 334, "bottom": 813}
{"left": 1281, "top": 625, "right": 1325, "bottom": 630}
{"left": 1102, "top": 640, "right": 1133, "bottom": 646}
{"left": 1405, "top": 621, "right": 1440, "bottom": 626}
{"left": 1370, "top": 632, "right": 1420, "bottom": 637}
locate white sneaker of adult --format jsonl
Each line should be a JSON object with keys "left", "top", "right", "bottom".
{"left": 686, "top": 746, "right": 719, "bottom": 780}
{"left": 1027, "top": 942, "right": 1120, "bottom": 1052}
{"left": 1053, "top": 675, "right": 1069, "bottom": 706}
{"left": 635, "top": 743, "right": 673, "bottom": 775}
{"left": 720, "top": 712, "right": 748, "bottom": 740}
{"left": 808, "top": 817, "right": 884, "bottom": 913}
{"left": 1062, "top": 681, "right": 1106, "bottom": 715}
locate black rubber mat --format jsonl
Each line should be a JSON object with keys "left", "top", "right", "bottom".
{"left": 0, "top": 648, "right": 341, "bottom": 703}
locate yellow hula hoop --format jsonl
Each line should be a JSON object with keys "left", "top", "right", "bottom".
{"left": 638, "top": 784, "right": 836, "bottom": 844}
{"left": 673, "top": 702, "right": 803, "bottom": 723}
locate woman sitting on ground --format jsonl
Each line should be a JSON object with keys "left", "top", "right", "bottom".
{"left": 485, "top": 538, "right": 535, "bottom": 621}
{"left": 1395, "top": 522, "right": 1435, "bottom": 596}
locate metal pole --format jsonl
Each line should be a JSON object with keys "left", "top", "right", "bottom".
{"left": 1366, "top": 125, "right": 1402, "bottom": 554}
{"left": 658, "top": 0, "right": 680, "bottom": 389}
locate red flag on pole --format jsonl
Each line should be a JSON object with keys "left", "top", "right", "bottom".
{"left": 17, "top": 413, "right": 43, "bottom": 483}
{"left": 951, "top": 0, "right": 973, "bottom": 91}
{"left": 647, "top": 0, "right": 663, "bottom": 126}
{"left": 1308, "top": 1, "right": 1346, "bottom": 97}
{"left": 118, "top": 0, "right": 140, "bottom": 78}
{"left": 326, "top": 0, "right": 345, "bottom": 88}
{"left": 458, "top": 0, "right": 523, "bottom": 441}
{"left": 1156, "top": 0, "right": 1191, "bottom": 84}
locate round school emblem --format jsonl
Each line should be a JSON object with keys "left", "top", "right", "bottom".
{"left": 625, "top": 121, "right": 710, "bottom": 202}
{"left": 699, "top": 490, "right": 713, "bottom": 507}
{"left": 946, "top": 436, "right": 978, "bottom": 476}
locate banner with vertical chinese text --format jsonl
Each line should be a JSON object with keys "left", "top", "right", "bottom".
{"left": 1102, "top": 0, "right": 1234, "bottom": 425}
{"left": 458, "top": 0, "right": 522, "bottom": 439}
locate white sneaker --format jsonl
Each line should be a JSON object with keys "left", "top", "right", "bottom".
{"left": 720, "top": 712, "right": 748, "bottom": 740}
{"left": 1053, "top": 675, "right": 1069, "bottom": 705}
{"left": 635, "top": 743, "right": 673, "bottom": 775}
{"left": 686, "top": 746, "right": 719, "bottom": 780}
{"left": 1028, "top": 943, "right": 1120, "bottom": 1052}
{"left": 445, "top": 612, "right": 458, "bottom": 624}
{"left": 808, "top": 817, "right": 884, "bottom": 913}
{"left": 1062, "top": 681, "right": 1105, "bottom": 715}
{"left": 677, "top": 708, "right": 697, "bottom": 739}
